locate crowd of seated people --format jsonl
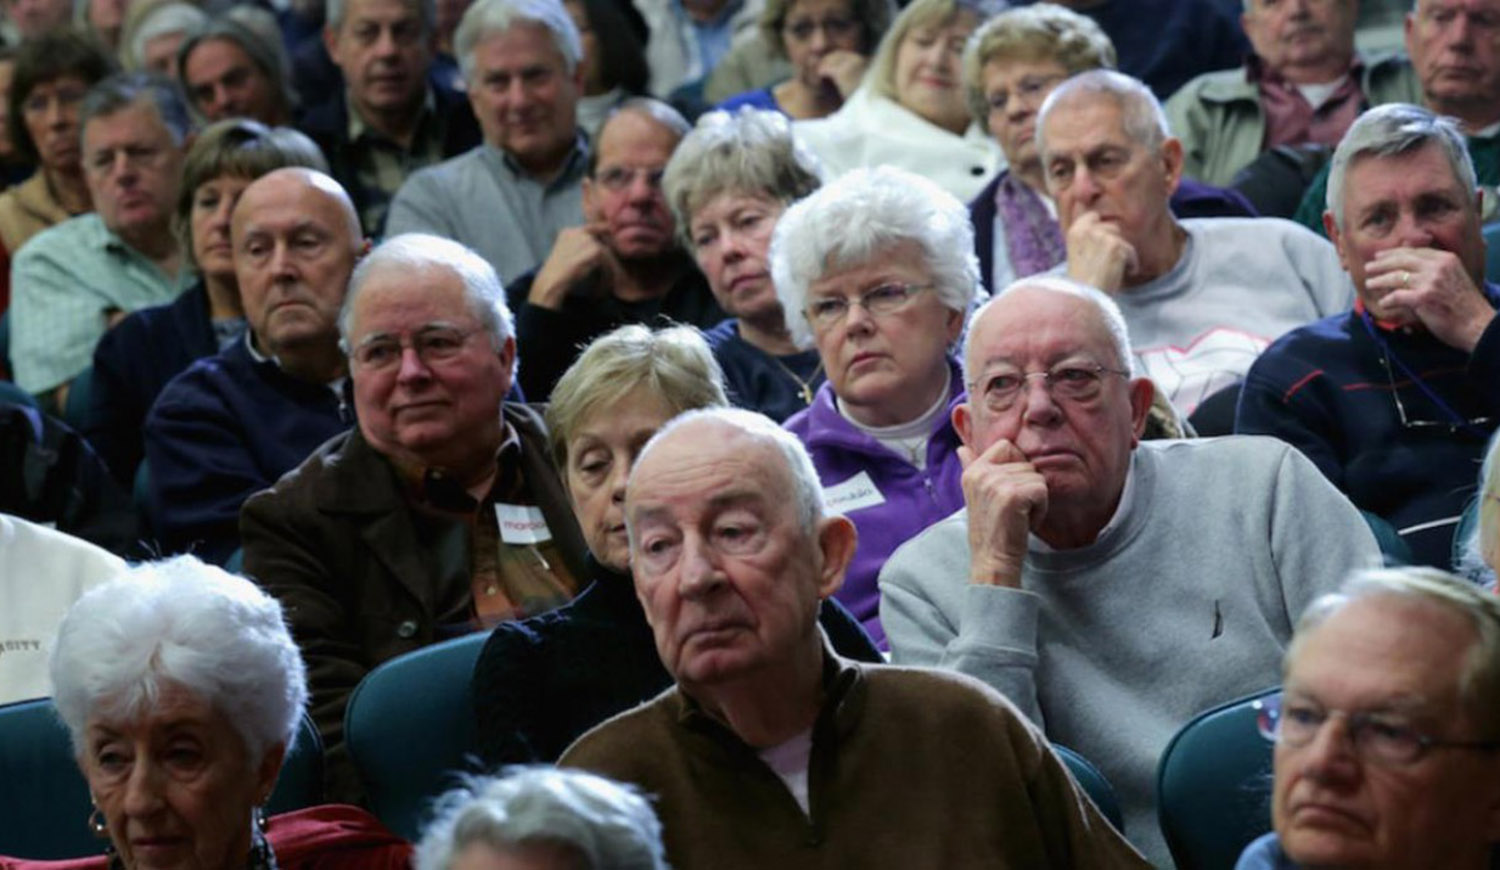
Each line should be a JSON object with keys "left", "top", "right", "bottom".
{"left": 6, "top": 0, "right": 1500, "bottom": 866}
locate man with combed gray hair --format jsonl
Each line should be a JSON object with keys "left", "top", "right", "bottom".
{"left": 1237, "top": 103, "right": 1500, "bottom": 570}
{"left": 386, "top": 0, "right": 588, "bottom": 286}
{"left": 1038, "top": 68, "right": 1353, "bottom": 421}
{"left": 415, "top": 767, "right": 669, "bottom": 870}
{"left": 1238, "top": 566, "right": 1500, "bottom": 869}
{"left": 562, "top": 406, "right": 1150, "bottom": 868}
{"left": 304, "top": 0, "right": 480, "bottom": 235}
{"left": 10, "top": 72, "right": 195, "bottom": 406}
{"left": 880, "top": 274, "right": 1381, "bottom": 865}
{"left": 243, "top": 231, "right": 588, "bottom": 801}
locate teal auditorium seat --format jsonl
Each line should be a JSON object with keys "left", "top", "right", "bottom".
{"left": 0, "top": 698, "right": 325, "bottom": 859}
{"left": 1053, "top": 744, "right": 1125, "bottom": 833}
{"left": 62, "top": 366, "right": 94, "bottom": 432}
{"left": 1156, "top": 686, "right": 1281, "bottom": 870}
{"left": 1358, "top": 509, "right": 1413, "bottom": 566}
{"left": 343, "top": 632, "right": 489, "bottom": 840}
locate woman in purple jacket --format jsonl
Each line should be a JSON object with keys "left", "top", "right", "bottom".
{"left": 771, "top": 164, "right": 981, "bottom": 647}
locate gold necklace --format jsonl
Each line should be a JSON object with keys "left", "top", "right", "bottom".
{"left": 772, "top": 357, "right": 824, "bottom": 405}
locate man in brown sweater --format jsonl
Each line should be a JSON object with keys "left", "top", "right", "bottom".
{"left": 559, "top": 408, "right": 1146, "bottom": 868}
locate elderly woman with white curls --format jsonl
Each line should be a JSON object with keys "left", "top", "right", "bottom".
{"left": 0, "top": 556, "right": 409, "bottom": 870}
{"left": 414, "top": 767, "right": 668, "bottom": 870}
{"left": 774, "top": 164, "right": 983, "bottom": 648}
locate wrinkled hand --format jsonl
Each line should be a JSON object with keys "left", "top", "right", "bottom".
{"left": 1064, "top": 211, "right": 1138, "bottom": 293}
{"left": 1365, "top": 247, "right": 1495, "bottom": 352}
{"left": 528, "top": 223, "right": 618, "bottom": 310}
{"left": 816, "top": 50, "right": 868, "bottom": 99}
{"left": 959, "top": 437, "right": 1048, "bottom": 588}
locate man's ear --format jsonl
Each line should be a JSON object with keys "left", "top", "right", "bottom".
{"left": 322, "top": 25, "right": 342, "bottom": 66}
{"left": 254, "top": 740, "right": 287, "bottom": 806}
{"left": 1162, "top": 137, "right": 1184, "bottom": 197}
{"left": 582, "top": 176, "right": 600, "bottom": 221}
{"left": 814, "top": 515, "right": 857, "bottom": 599}
{"left": 952, "top": 401, "right": 975, "bottom": 449}
{"left": 1128, "top": 377, "right": 1155, "bottom": 444}
{"left": 1324, "top": 211, "right": 1353, "bottom": 275}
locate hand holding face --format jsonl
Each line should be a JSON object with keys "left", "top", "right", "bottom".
{"left": 817, "top": 50, "right": 868, "bottom": 100}
{"left": 958, "top": 437, "right": 1047, "bottom": 588}
{"left": 1065, "top": 211, "right": 1139, "bottom": 294}
{"left": 1365, "top": 247, "right": 1495, "bottom": 352}
{"left": 528, "top": 222, "right": 619, "bottom": 310}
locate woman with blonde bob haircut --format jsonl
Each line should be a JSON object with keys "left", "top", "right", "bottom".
{"left": 472, "top": 324, "right": 879, "bottom": 766}
{"left": 664, "top": 107, "right": 826, "bottom": 423}
{"left": 21, "top": 555, "right": 410, "bottom": 869}
{"left": 793, "top": 0, "right": 1004, "bottom": 202}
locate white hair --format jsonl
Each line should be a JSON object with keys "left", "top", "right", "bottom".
{"left": 455, "top": 0, "right": 582, "bottom": 83}
{"left": 629, "top": 408, "right": 827, "bottom": 534}
{"left": 414, "top": 768, "right": 669, "bottom": 870}
{"left": 1036, "top": 68, "right": 1171, "bottom": 156}
{"left": 327, "top": 0, "right": 435, "bottom": 35}
{"left": 964, "top": 275, "right": 1136, "bottom": 384}
{"left": 129, "top": 2, "right": 208, "bottom": 71}
{"left": 1325, "top": 102, "right": 1477, "bottom": 232}
{"left": 769, "top": 164, "right": 982, "bottom": 350}
{"left": 49, "top": 556, "right": 307, "bottom": 764}
{"left": 1288, "top": 566, "right": 1500, "bottom": 735}
{"left": 341, "top": 233, "right": 515, "bottom": 348}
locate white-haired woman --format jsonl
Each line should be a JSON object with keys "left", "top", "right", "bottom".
{"left": 773, "top": 164, "right": 982, "bottom": 648}
{"left": 415, "top": 767, "right": 667, "bottom": 870}
{"left": 471, "top": 325, "right": 879, "bottom": 766}
{"left": 793, "top": 0, "right": 1003, "bottom": 202}
{"left": 663, "top": 107, "right": 824, "bottom": 423}
{"left": 0, "top": 556, "right": 410, "bottom": 869}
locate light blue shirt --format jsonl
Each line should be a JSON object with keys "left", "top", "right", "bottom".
{"left": 10, "top": 213, "right": 192, "bottom": 393}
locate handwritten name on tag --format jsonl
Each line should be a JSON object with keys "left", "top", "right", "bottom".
{"left": 495, "top": 504, "right": 553, "bottom": 545}
{"left": 822, "top": 471, "right": 886, "bottom": 514}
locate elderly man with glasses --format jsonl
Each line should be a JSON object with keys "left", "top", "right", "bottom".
{"left": 1239, "top": 566, "right": 1500, "bottom": 870}
{"left": 879, "top": 274, "right": 1381, "bottom": 865}
{"left": 1236, "top": 103, "right": 1500, "bottom": 570}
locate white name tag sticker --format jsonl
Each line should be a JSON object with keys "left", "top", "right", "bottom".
{"left": 822, "top": 471, "right": 886, "bottom": 515}
{"left": 495, "top": 504, "right": 553, "bottom": 545}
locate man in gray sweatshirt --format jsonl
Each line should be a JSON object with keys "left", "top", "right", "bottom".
{"left": 879, "top": 275, "right": 1382, "bottom": 866}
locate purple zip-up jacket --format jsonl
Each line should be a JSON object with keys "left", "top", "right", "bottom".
{"left": 784, "top": 360, "right": 967, "bottom": 649}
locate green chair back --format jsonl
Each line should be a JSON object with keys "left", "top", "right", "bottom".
{"left": 1053, "top": 743, "right": 1125, "bottom": 833}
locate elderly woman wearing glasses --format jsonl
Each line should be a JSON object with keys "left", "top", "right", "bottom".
{"left": 0, "top": 556, "right": 409, "bottom": 870}
{"left": 793, "top": 0, "right": 1003, "bottom": 203}
{"left": 1236, "top": 566, "right": 1500, "bottom": 870}
{"left": 773, "top": 164, "right": 980, "bottom": 647}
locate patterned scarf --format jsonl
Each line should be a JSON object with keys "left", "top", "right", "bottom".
{"left": 994, "top": 172, "right": 1066, "bottom": 278}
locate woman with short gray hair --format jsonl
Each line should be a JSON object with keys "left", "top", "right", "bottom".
{"left": 415, "top": 767, "right": 669, "bottom": 870}
{"left": 471, "top": 324, "right": 879, "bottom": 767}
{"left": 663, "top": 107, "right": 825, "bottom": 423}
{"left": 31, "top": 555, "right": 411, "bottom": 869}
{"left": 772, "top": 164, "right": 981, "bottom": 648}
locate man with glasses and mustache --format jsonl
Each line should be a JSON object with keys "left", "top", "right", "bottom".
{"left": 1238, "top": 104, "right": 1500, "bottom": 570}
{"left": 879, "top": 274, "right": 1380, "bottom": 865}
{"left": 505, "top": 99, "right": 725, "bottom": 401}
{"left": 243, "top": 232, "right": 588, "bottom": 801}
{"left": 1239, "top": 566, "right": 1500, "bottom": 870}
{"left": 144, "top": 168, "right": 366, "bottom": 565}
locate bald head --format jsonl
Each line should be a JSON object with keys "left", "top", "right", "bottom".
{"left": 964, "top": 277, "right": 1134, "bottom": 386}
{"left": 232, "top": 167, "right": 366, "bottom": 362}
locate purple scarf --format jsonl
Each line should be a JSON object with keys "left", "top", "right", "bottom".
{"left": 995, "top": 171, "right": 1066, "bottom": 278}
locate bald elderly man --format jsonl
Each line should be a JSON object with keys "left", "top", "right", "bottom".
{"left": 879, "top": 275, "right": 1381, "bottom": 864}
{"left": 144, "top": 168, "right": 365, "bottom": 563}
{"left": 562, "top": 407, "right": 1148, "bottom": 868}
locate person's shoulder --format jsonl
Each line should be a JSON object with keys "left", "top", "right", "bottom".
{"left": 243, "top": 429, "right": 359, "bottom": 510}
{"left": 266, "top": 804, "right": 412, "bottom": 868}
{"left": 149, "top": 342, "right": 251, "bottom": 414}
{"left": 0, "top": 513, "right": 124, "bottom": 580}
{"left": 559, "top": 687, "right": 679, "bottom": 767}
{"left": 1142, "top": 433, "right": 1301, "bottom": 470}
{"left": 15, "top": 213, "right": 103, "bottom": 262}
{"left": 861, "top": 661, "right": 1034, "bottom": 730}
{"left": 400, "top": 145, "right": 492, "bottom": 193}
{"left": 701, "top": 318, "right": 739, "bottom": 348}
{"left": 1167, "top": 65, "right": 1253, "bottom": 107}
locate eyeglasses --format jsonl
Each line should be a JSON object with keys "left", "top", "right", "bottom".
{"left": 968, "top": 362, "right": 1129, "bottom": 412}
{"left": 804, "top": 283, "right": 933, "bottom": 330}
{"left": 1254, "top": 693, "right": 1500, "bottom": 766}
{"left": 350, "top": 325, "right": 482, "bottom": 370}
{"left": 594, "top": 165, "right": 665, "bottom": 192}
{"left": 782, "top": 15, "right": 858, "bottom": 41}
{"left": 985, "top": 74, "right": 1067, "bottom": 113}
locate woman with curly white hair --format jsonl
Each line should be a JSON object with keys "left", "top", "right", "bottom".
{"left": 773, "top": 164, "right": 983, "bottom": 648}
{"left": 3, "top": 556, "right": 410, "bottom": 869}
